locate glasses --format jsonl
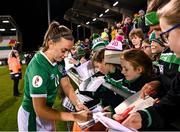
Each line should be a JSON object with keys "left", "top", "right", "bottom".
{"left": 160, "top": 24, "right": 180, "bottom": 43}
{"left": 141, "top": 45, "right": 151, "bottom": 50}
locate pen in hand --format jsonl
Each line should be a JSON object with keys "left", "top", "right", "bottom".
{"left": 113, "top": 105, "right": 135, "bottom": 123}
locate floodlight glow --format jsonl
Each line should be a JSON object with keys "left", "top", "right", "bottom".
{"left": 99, "top": 14, "right": 103, "bottom": 17}
{"left": 105, "top": 9, "right": 109, "bottom": 13}
{"left": 10, "top": 28, "right": 16, "bottom": 31}
{"left": 113, "top": 1, "right": 118, "bottom": 6}
{"left": 2, "top": 20, "right": 9, "bottom": 23}
{"left": 86, "top": 21, "right": 90, "bottom": 25}
{"left": 0, "top": 29, "right": 5, "bottom": 31}
{"left": 93, "top": 18, "right": 96, "bottom": 21}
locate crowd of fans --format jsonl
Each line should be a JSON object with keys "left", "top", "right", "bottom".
{"left": 66, "top": 0, "right": 180, "bottom": 131}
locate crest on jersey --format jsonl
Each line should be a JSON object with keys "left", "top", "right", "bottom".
{"left": 32, "top": 75, "right": 43, "bottom": 88}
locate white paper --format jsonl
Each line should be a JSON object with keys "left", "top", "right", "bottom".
{"left": 67, "top": 70, "right": 81, "bottom": 86}
{"left": 79, "top": 78, "right": 91, "bottom": 91}
{"left": 79, "top": 76, "right": 105, "bottom": 92}
{"left": 102, "top": 82, "right": 132, "bottom": 98}
{"left": 62, "top": 96, "right": 75, "bottom": 111}
{"left": 77, "top": 104, "right": 103, "bottom": 130}
{"left": 76, "top": 93, "right": 94, "bottom": 103}
{"left": 64, "top": 53, "right": 75, "bottom": 71}
{"left": 62, "top": 89, "right": 93, "bottom": 111}
{"left": 94, "top": 114, "right": 134, "bottom": 132}
{"left": 115, "top": 91, "right": 154, "bottom": 114}
{"left": 130, "top": 96, "right": 154, "bottom": 113}
{"left": 86, "top": 76, "right": 105, "bottom": 91}
{"left": 75, "top": 60, "right": 95, "bottom": 81}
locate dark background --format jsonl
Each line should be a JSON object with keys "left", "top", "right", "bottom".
{"left": 0, "top": 0, "right": 74, "bottom": 52}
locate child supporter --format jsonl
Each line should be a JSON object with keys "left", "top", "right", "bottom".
{"left": 141, "top": 38, "right": 153, "bottom": 59}
{"left": 129, "top": 28, "right": 144, "bottom": 49}
{"left": 92, "top": 48, "right": 125, "bottom": 109}
{"left": 117, "top": 49, "right": 153, "bottom": 94}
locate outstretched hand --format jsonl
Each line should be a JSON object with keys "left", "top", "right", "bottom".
{"left": 140, "top": 81, "right": 160, "bottom": 99}
{"left": 121, "top": 112, "right": 142, "bottom": 130}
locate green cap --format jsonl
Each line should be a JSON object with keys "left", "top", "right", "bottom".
{"left": 92, "top": 37, "right": 105, "bottom": 51}
{"left": 91, "top": 33, "right": 100, "bottom": 40}
{"left": 149, "top": 31, "right": 156, "bottom": 42}
{"left": 152, "top": 38, "right": 165, "bottom": 47}
{"left": 145, "top": 12, "right": 159, "bottom": 26}
{"left": 77, "top": 47, "right": 85, "bottom": 57}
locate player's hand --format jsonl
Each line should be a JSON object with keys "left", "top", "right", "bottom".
{"left": 75, "top": 102, "right": 89, "bottom": 111}
{"left": 74, "top": 110, "right": 92, "bottom": 123}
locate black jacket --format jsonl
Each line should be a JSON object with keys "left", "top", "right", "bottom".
{"left": 139, "top": 72, "right": 180, "bottom": 130}
{"left": 156, "top": 49, "right": 180, "bottom": 98}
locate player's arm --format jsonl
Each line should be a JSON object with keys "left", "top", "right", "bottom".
{"left": 60, "top": 76, "right": 88, "bottom": 111}
{"left": 32, "top": 97, "right": 91, "bottom": 122}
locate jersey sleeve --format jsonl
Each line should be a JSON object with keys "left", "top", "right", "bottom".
{"left": 27, "top": 61, "right": 49, "bottom": 97}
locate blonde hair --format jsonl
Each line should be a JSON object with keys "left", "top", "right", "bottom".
{"left": 157, "top": 0, "right": 180, "bottom": 25}
{"left": 147, "top": 0, "right": 170, "bottom": 13}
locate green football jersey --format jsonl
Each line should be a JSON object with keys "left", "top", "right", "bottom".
{"left": 22, "top": 51, "right": 64, "bottom": 113}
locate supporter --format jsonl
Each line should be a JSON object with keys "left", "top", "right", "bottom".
{"left": 8, "top": 50, "right": 22, "bottom": 96}
{"left": 137, "top": 9, "right": 149, "bottom": 35}
{"left": 112, "top": 48, "right": 153, "bottom": 120}
{"left": 90, "top": 33, "right": 99, "bottom": 42}
{"left": 115, "top": 34, "right": 124, "bottom": 43}
{"left": 17, "top": 21, "right": 92, "bottom": 131}
{"left": 142, "top": 0, "right": 180, "bottom": 99}
{"left": 122, "top": 17, "right": 133, "bottom": 37}
{"left": 135, "top": 0, "right": 180, "bottom": 101}
{"left": 101, "top": 28, "right": 110, "bottom": 45}
{"left": 92, "top": 48, "right": 153, "bottom": 111}
{"left": 150, "top": 37, "right": 167, "bottom": 74}
{"left": 110, "top": 25, "right": 117, "bottom": 40}
{"left": 133, "top": 13, "right": 140, "bottom": 28}
{"left": 121, "top": 0, "right": 180, "bottom": 130}
{"left": 141, "top": 38, "right": 152, "bottom": 59}
{"left": 91, "top": 36, "right": 106, "bottom": 52}
{"left": 151, "top": 38, "right": 166, "bottom": 55}
{"left": 94, "top": 44, "right": 153, "bottom": 97}
{"left": 118, "top": 49, "right": 153, "bottom": 94}
{"left": 70, "top": 46, "right": 77, "bottom": 59}
{"left": 84, "top": 38, "right": 91, "bottom": 50}
{"left": 145, "top": 0, "right": 170, "bottom": 39}
{"left": 69, "top": 42, "right": 86, "bottom": 66}
{"left": 129, "top": 28, "right": 144, "bottom": 49}
{"left": 69, "top": 40, "right": 92, "bottom": 67}
{"left": 92, "top": 48, "right": 125, "bottom": 109}
{"left": 117, "top": 29, "right": 131, "bottom": 49}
